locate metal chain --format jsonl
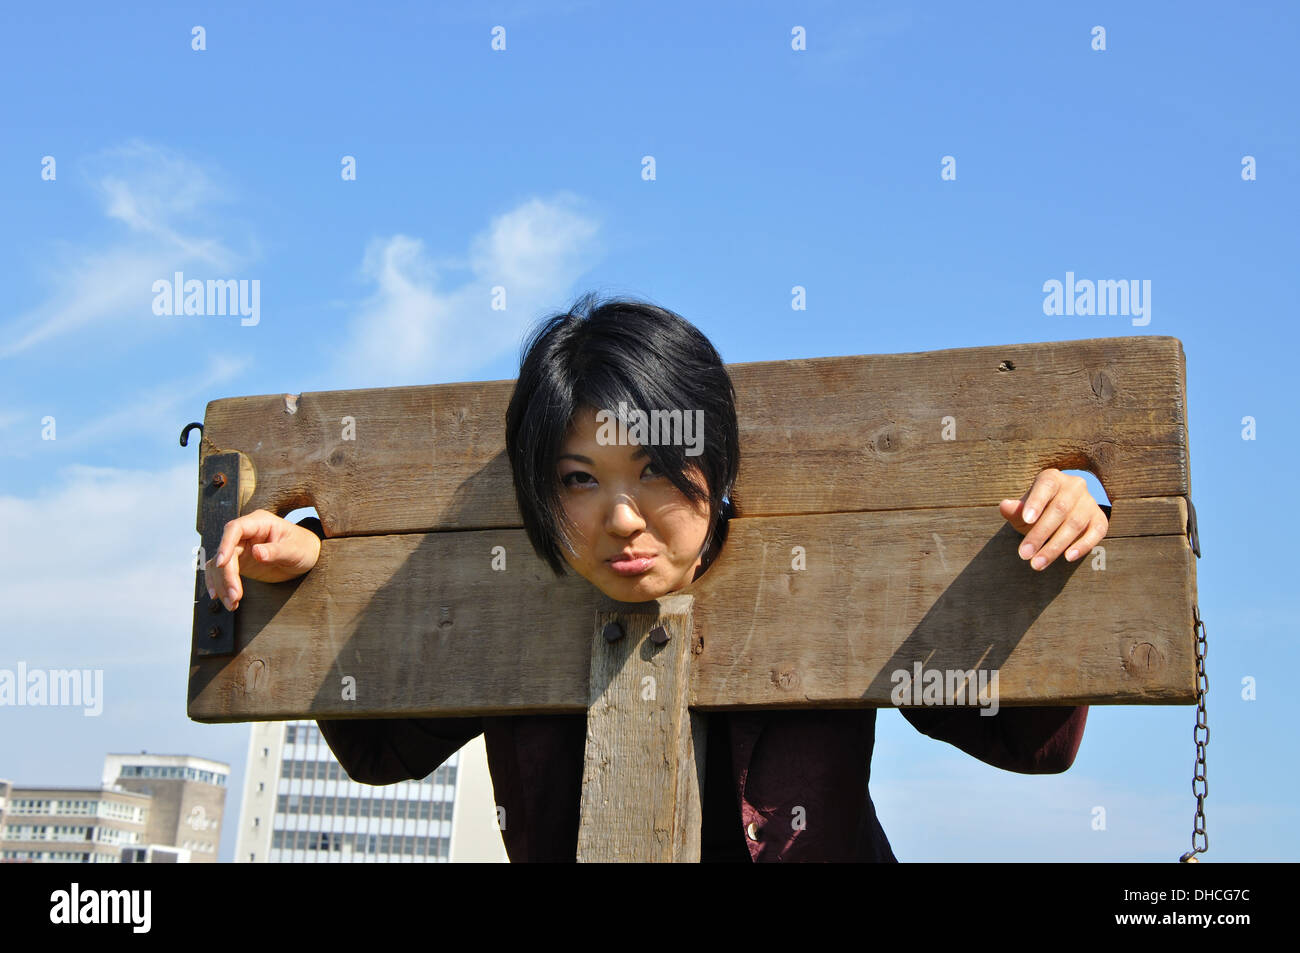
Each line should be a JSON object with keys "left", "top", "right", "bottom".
{"left": 1179, "top": 602, "right": 1209, "bottom": 862}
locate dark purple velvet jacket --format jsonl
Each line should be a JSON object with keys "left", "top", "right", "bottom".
{"left": 298, "top": 516, "right": 1089, "bottom": 862}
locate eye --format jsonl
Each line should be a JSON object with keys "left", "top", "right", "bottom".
{"left": 559, "top": 462, "right": 664, "bottom": 489}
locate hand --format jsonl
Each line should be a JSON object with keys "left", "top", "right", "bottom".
{"left": 999, "top": 469, "right": 1109, "bottom": 571}
{"left": 203, "top": 508, "right": 322, "bottom": 611}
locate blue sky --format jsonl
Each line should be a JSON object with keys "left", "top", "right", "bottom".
{"left": 1, "top": 0, "right": 1295, "bottom": 863}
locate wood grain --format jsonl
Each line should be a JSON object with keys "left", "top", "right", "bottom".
{"left": 577, "top": 596, "right": 701, "bottom": 862}
{"left": 194, "top": 336, "right": 1189, "bottom": 535}
{"left": 187, "top": 498, "right": 1194, "bottom": 721}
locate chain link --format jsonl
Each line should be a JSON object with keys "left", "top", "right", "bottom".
{"left": 1179, "top": 602, "right": 1209, "bottom": 862}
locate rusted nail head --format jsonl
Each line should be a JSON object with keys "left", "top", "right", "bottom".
{"left": 212, "top": 473, "right": 226, "bottom": 487}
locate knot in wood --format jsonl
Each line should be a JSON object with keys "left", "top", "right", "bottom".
{"left": 1090, "top": 370, "right": 1115, "bottom": 401}
{"left": 1125, "top": 641, "right": 1163, "bottom": 675}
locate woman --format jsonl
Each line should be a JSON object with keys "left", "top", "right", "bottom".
{"left": 205, "top": 292, "right": 1108, "bottom": 862}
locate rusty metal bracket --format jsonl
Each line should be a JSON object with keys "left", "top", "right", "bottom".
{"left": 193, "top": 452, "right": 241, "bottom": 657}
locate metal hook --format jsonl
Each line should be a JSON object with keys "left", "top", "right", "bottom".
{"left": 180, "top": 422, "right": 203, "bottom": 448}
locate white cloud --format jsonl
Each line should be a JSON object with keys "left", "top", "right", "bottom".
{"left": 0, "top": 139, "right": 244, "bottom": 359}
{"left": 0, "top": 460, "right": 201, "bottom": 658}
{"left": 62, "top": 355, "right": 251, "bottom": 448}
{"left": 339, "top": 192, "right": 602, "bottom": 386}
{"left": 0, "top": 459, "right": 251, "bottom": 854}
{"left": 0, "top": 354, "right": 249, "bottom": 459}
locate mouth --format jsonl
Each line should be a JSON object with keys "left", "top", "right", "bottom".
{"left": 607, "top": 554, "right": 656, "bottom": 576}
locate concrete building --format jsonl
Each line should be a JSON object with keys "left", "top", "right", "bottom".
{"left": 102, "top": 753, "right": 229, "bottom": 862}
{"left": 235, "top": 720, "right": 505, "bottom": 862}
{"left": 0, "top": 784, "right": 151, "bottom": 862}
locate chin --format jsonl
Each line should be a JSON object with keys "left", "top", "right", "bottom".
{"left": 598, "top": 570, "right": 675, "bottom": 602}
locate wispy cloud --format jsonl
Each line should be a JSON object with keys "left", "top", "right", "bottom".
{"left": 338, "top": 192, "right": 602, "bottom": 386}
{"left": 63, "top": 355, "right": 251, "bottom": 448}
{"left": 0, "top": 140, "right": 245, "bottom": 359}
{"left": 0, "top": 460, "right": 201, "bottom": 660}
{"left": 0, "top": 354, "right": 250, "bottom": 460}
{"left": 0, "top": 458, "right": 250, "bottom": 801}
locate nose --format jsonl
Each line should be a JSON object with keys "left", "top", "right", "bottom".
{"left": 605, "top": 496, "right": 645, "bottom": 536}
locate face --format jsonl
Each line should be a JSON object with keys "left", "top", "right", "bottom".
{"left": 554, "top": 404, "right": 713, "bottom": 600}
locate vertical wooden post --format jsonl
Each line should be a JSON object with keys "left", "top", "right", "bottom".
{"left": 576, "top": 594, "right": 704, "bottom": 862}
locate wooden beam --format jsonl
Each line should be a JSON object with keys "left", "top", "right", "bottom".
{"left": 187, "top": 497, "right": 1195, "bottom": 722}
{"left": 576, "top": 596, "right": 702, "bottom": 862}
{"left": 194, "top": 336, "right": 1189, "bottom": 536}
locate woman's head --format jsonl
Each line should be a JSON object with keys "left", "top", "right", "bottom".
{"left": 505, "top": 292, "right": 739, "bottom": 600}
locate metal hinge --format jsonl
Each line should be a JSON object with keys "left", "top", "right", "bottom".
{"left": 192, "top": 450, "right": 242, "bottom": 657}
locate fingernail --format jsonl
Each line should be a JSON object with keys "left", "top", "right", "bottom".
{"left": 1066, "top": 548, "right": 1079, "bottom": 561}
{"left": 1019, "top": 542, "right": 1034, "bottom": 558}
{"left": 228, "top": 588, "right": 238, "bottom": 606}
{"left": 207, "top": 586, "right": 215, "bottom": 600}
{"left": 1031, "top": 555, "right": 1046, "bottom": 569}
{"left": 1024, "top": 507, "right": 1036, "bottom": 523}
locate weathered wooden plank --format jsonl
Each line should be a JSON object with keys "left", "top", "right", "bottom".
{"left": 195, "top": 336, "right": 1188, "bottom": 535}
{"left": 187, "top": 498, "right": 1194, "bottom": 722}
{"left": 576, "top": 596, "right": 701, "bottom": 862}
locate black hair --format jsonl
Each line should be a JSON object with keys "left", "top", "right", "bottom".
{"left": 505, "top": 291, "right": 740, "bottom": 578}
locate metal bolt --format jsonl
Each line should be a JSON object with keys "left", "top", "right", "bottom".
{"left": 649, "top": 624, "right": 669, "bottom": 645}
{"left": 602, "top": 621, "right": 625, "bottom": 643}
{"left": 212, "top": 473, "right": 226, "bottom": 488}
{"left": 208, "top": 625, "right": 221, "bottom": 639}
{"left": 209, "top": 597, "right": 223, "bottom": 614}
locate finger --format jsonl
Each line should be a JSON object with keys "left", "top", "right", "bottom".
{"left": 223, "top": 548, "right": 244, "bottom": 610}
{"left": 215, "top": 518, "right": 248, "bottom": 569}
{"left": 204, "top": 551, "right": 237, "bottom": 610}
{"left": 1017, "top": 474, "right": 1085, "bottom": 560}
{"left": 204, "top": 557, "right": 221, "bottom": 602}
{"left": 1065, "top": 513, "right": 1109, "bottom": 563}
{"left": 1019, "top": 468, "right": 1063, "bottom": 525}
{"left": 1027, "top": 499, "right": 1095, "bottom": 570}
{"left": 215, "top": 521, "right": 250, "bottom": 610}
{"left": 227, "top": 569, "right": 243, "bottom": 610}
{"left": 999, "top": 498, "right": 1027, "bottom": 531}
{"left": 250, "top": 540, "right": 279, "bottom": 563}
